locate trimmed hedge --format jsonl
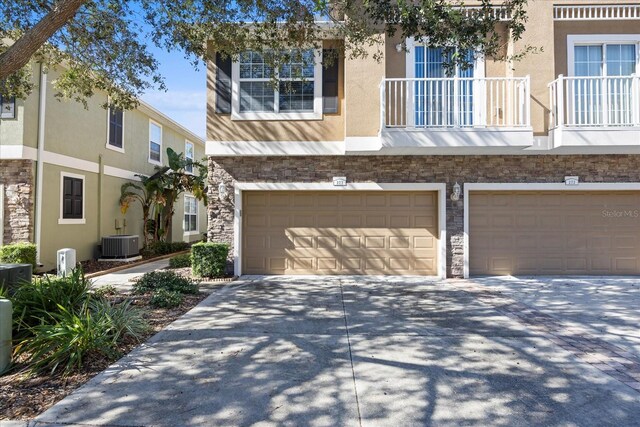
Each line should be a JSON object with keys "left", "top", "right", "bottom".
{"left": 192, "top": 243, "right": 229, "bottom": 278}
{"left": 141, "top": 241, "right": 190, "bottom": 257}
{"left": 168, "top": 253, "right": 191, "bottom": 269}
{"left": 0, "top": 243, "right": 37, "bottom": 269}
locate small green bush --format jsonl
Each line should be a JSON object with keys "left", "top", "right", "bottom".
{"left": 141, "top": 241, "right": 190, "bottom": 257}
{"left": 132, "top": 270, "right": 198, "bottom": 295}
{"left": 168, "top": 253, "right": 191, "bottom": 269}
{"left": 192, "top": 242, "right": 229, "bottom": 278}
{"left": 11, "top": 269, "right": 91, "bottom": 338}
{"left": 149, "top": 289, "right": 183, "bottom": 308}
{"left": 0, "top": 243, "right": 37, "bottom": 270}
{"left": 15, "top": 299, "right": 147, "bottom": 375}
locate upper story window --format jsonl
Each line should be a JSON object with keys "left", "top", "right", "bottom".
{"left": 184, "top": 195, "right": 198, "bottom": 233}
{"left": 0, "top": 95, "right": 16, "bottom": 119}
{"left": 107, "top": 107, "right": 124, "bottom": 151}
{"left": 567, "top": 35, "right": 640, "bottom": 126}
{"left": 149, "top": 121, "right": 162, "bottom": 165}
{"left": 185, "top": 141, "right": 194, "bottom": 174}
{"left": 231, "top": 49, "right": 322, "bottom": 120}
{"left": 59, "top": 173, "right": 85, "bottom": 225}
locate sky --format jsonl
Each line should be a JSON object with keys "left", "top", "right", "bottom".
{"left": 140, "top": 46, "right": 207, "bottom": 140}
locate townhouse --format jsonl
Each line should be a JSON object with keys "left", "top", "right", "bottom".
{"left": 0, "top": 63, "right": 206, "bottom": 271}
{"left": 206, "top": 1, "right": 640, "bottom": 278}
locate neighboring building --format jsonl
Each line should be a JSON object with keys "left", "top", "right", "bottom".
{"left": 0, "top": 64, "right": 206, "bottom": 271}
{"left": 207, "top": 0, "right": 640, "bottom": 278}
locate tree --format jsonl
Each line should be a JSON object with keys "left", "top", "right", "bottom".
{"left": 119, "top": 176, "right": 161, "bottom": 247}
{"left": 1, "top": 0, "right": 532, "bottom": 108}
{"left": 119, "top": 148, "right": 207, "bottom": 245}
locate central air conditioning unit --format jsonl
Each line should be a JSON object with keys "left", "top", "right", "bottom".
{"left": 101, "top": 235, "right": 139, "bottom": 259}
{"left": 57, "top": 248, "right": 76, "bottom": 277}
{"left": 0, "top": 263, "right": 32, "bottom": 292}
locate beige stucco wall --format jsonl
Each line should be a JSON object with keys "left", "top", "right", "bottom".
{"left": 207, "top": 40, "right": 346, "bottom": 142}
{"left": 39, "top": 163, "right": 99, "bottom": 270}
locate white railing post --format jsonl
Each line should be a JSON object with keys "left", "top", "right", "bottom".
{"left": 602, "top": 75, "right": 609, "bottom": 126}
{"left": 524, "top": 75, "right": 531, "bottom": 127}
{"left": 557, "top": 75, "right": 565, "bottom": 130}
{"left": 406, "top": 79, "right": 415, "bottom": 128}
{"left": 380, "top": 80, "right": 386, "bottom": 129}
{"left": 633, "top": 74, "right": 640, "bottom": 126}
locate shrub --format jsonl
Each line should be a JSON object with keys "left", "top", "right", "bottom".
{"left": 132, "top": 270, "right": 198, "bottom": 295}
{"left": 0, "top": 243, "right": 37, "bottom": 270}
{"left": 149, "top": 289, "right": 183, "bottom": 308}
{"left": 168, "top": 253, "right": 191, "bottom": 269}
{"left": 192, "top": 243, "right": 229, "bottom": 278}
{"left": 141, "top": 241, "right": 190, "bottom": 257}
{"left": 14, "top": 299, "right": 147, "bottom": 376}
{"left": 11, "top": 269, "right": 91, "bottom": 338}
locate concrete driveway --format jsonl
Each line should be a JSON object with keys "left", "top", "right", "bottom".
{"left": 36, "top": 276, "right": 640, "bottom": 426}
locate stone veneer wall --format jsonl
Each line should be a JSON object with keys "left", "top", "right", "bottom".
{"left": 0, "top": 160, "right": 35, "bottom": 245}
{"left": 208, "top": 155, "right": 640, "bottom": 277}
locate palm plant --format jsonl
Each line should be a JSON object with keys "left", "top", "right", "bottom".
{"left": 119, "top": 148, "right": 207, "bottom": 245}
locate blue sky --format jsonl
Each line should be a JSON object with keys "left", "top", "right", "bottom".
{"left": 140, "top": 46, "right": 207, "bottom": 139}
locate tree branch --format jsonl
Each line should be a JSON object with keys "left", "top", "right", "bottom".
{"left": 0, "top": 0, "right": 87, "bottom": 80}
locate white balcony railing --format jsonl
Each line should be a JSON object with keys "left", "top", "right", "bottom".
{"left": 381, "top": 76, "right": 531, "bottom": 130}
{"left": 549, "top": 75, "right": 640, "bottom": 129}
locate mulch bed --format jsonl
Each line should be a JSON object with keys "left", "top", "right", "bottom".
{"left": 0, "top": 291, "right": 208, "bottom": 421}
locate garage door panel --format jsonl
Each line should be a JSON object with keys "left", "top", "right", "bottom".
{"left": 243, "top": 191, "right": 439, "bottom": 275}
{"left": 470, "top": 191, "right": 640, "bottom": 275}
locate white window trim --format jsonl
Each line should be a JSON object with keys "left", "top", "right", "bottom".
{"left": 233, "top": 182, "right": 447, "bottom": 278}
{"left": 148, "top": 119, "right": 163, "bottom": 166}
{"left": 183, "top": 194, "right": 199, "bottom": 235}
{"left": 230, "top": 49, "right": 323, "bottom": 121}
{"left": 567, "top": 34, "right": 640, "bottom": 77}
{"left": 405, "top": 37, "right": 486, "bottom": 127}
{"left": 58, "top": 171, "right": 86, "bottom": 225}
{"left": 462, "top": 182, "right": 640, "bottom": 278}
{"left": 405, "top": 37, "right": 486, "bottom": 80}
{"left": 185, "top": 140, "right": 195, "bottom": 175}
{"left": 106, "top": 105, "right": 125, "bottom": 153}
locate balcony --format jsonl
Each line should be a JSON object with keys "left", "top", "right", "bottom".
{"left": 379, "top": 77, "right": 533, "bottom": 151}
{"left": 549, "top": 75, "right": 640, "bottom": 148}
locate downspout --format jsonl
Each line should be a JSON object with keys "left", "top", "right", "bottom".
{"left": 34, "top": 63, "right": 47, "bottom": 267}
{"left": 97, "top": 154, "right": 103, "bottom": 244}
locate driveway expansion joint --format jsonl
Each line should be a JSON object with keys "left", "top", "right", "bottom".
{"left": 453, "top": 279, "right": 640, "bottom": 393}
{"left": 338, "top": 279, "right": 363, "bottom": 427}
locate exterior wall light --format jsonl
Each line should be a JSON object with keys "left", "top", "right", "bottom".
{"left": 218, "top": 182, "right": 228, "bottom": 201}
{"left": 451, "top": 182, "right": 461, "bottom": 201}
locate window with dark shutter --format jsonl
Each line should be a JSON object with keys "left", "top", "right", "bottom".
{"left": 322, "top": 49, "right": 339, "bottom": 114}
{"left": 62, "top": 176, "right": 83, "bottom": 219}
{"left": 215, "top": 53, "right": 232, "bottom": 114}
{"left": 108, "top": 107, "right": 123, "bottom": 149}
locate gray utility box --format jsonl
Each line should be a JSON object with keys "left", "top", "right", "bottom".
{"left": 101, "top": 235, "right": 140, "bottom": 259}
{"left": 0, "top": 263, "right": 32, "bottom": 293}
{"left": 0, "top": 298, "right": 11, "bottom": 373}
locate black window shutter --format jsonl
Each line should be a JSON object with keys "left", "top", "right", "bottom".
{"left": 215, "top": 53, "right": 232, "bottom": 114}
{"left": 322, "top": 49, "right": 339, "bottom": 114}
{"left": 63, "top": 177, "right": 83, "bottom": 219}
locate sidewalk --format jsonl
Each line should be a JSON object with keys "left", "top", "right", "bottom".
{"left": 90, "top": 259, "right": 169, "bottom": 292}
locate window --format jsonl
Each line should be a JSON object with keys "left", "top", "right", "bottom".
{"left": 232, "top": 49, "right": 322, "bottom": 120}
{"left": 184, "top": 195, "right": 198, "bottom": 233}
{"left": 568, "top": 35, "right": 640, "bottom": 126}
{"left": 413, "top": 44, "right": 480, "bottom": 127}
{"left": 59, "top": 173, "right": 85, "bottom": 224}
{"left": 149, "top": 121, "right": 162, "bottom": 164}
{"left": 0, "top": 95, "right": 16, "bottom": 119}
{"left": 107, "top": 107, "right": 124, "bottom": 150}
{"left": 185, "top": 141, "right": 194, "bottom": 174}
